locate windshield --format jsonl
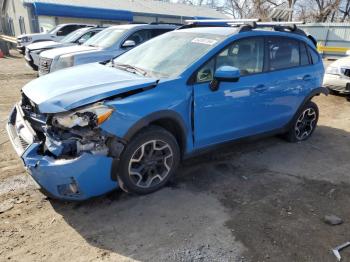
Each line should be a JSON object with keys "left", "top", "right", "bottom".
{"left": 60, "top": 29, "right": 83, "bottom": 43}
{"left": 83, "top": 28, "right": 126, "bottom": 49}
{"left": 114, "top": 31, "right": 225, "bottom": 78}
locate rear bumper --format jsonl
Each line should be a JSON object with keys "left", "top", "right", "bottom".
{"left": 6, "top": 104, "right": 118, "bottom": 201}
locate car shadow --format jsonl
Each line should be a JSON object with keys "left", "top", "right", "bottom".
{"left": 50, "top": 125, "right": 350, "bottom": 261}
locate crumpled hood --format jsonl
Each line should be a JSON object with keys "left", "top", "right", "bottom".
{"left": 40, "top": 45, "right": 98, "bottom": 59}
{"left": 22, "top": 63, "right": 158, "bottom": 113}
{"left": 26, "top": 41, "right": 61, "bottom": 51}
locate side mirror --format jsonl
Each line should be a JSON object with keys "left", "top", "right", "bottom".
{"left": 210, "top": 66, "right": 240, "bottom": 91}
{"left": 77, "top": 38, "right": 86, "bottom": 45}
{"left": 56, "top": 30, "right": 64, "bottom": 36}
{"left": 122, "top": 40, "right": 136, "bottom": 48}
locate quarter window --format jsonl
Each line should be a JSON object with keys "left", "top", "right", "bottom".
{"left": 196, "top": 37, "right": 264, "bottom": 83}
{"left": 268, "top": 38, "right": 300, "bottom": 71}
{"left": 300, "top": 42, "right": 310, "bottom": 66}
{"left": 308, "top": 46, "right": 320, "bottom": 64}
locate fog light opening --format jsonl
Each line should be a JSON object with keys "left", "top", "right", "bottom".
{"left": 57, "top": 179, "right": 80, "bottom": 196}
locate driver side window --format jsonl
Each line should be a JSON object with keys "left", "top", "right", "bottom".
{"left": 196, "top": 37, "right": 264, "bottom": 83}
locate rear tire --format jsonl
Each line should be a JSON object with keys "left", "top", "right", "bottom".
{"left": 116, "top": 126, "right": 180, "bottom": 194}
{"left": 284, "top": 101, "right": 319, "bottom": 142}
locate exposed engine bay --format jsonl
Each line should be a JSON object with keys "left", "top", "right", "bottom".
{"left": 21, "top": 93, "right": 124, "bottom": 159}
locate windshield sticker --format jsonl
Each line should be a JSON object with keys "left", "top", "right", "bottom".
{"left": 191, "top": 38, "right": 218, "bottom": 45}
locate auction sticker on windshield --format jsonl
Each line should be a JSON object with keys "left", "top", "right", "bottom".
{"left": 191, "top": 38, "right": 218, "bottom": 45}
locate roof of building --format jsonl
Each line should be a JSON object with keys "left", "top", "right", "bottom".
{"left": 23, "top": 0, "right": 227, "bottom": 19}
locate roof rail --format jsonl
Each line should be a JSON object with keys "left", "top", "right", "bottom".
{"left": 235, "top": 21, "right": 306, "bottom": 36}
{"left": 185, "top": 19, "right": 260, "bottom": 24}
{"left": 178, "top": 19, "right": 307, "bottom": 38}
{"left": 149, "top": 22, "right": 183, "bottom": 26}
{"left": 178, "top": 19, "right": 259, "bottom": 30}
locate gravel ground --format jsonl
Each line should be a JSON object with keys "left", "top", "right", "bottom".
{"left": 0, "top": 52, "right": 350, "bottom": 262}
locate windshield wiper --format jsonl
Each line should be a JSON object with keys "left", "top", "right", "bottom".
{"left": 114, "top": 63, "right": 149, "bottom": 77}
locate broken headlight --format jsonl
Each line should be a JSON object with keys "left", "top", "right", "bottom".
{"left": 52, "top": 104, "right": 114, "bottom": 129}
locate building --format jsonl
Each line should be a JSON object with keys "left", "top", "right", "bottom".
{"left": 0, "top": 0, "right": 226, "bottom": 36}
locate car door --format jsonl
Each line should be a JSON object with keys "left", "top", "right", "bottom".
{"left": 193, "top": 36, "right": 275, "bottom": 148}
{"left": 263, "top": 37, "right": 314, "bottom": 128}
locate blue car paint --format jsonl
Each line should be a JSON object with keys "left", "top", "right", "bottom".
{"left": 9, "top": 28, "right": 325, "bottom": 200}
{"left": 23, "top": 63, "right": 158, "bottom": 113}
{"left": 23, "top": 144, "right": 116, "bottom": 200}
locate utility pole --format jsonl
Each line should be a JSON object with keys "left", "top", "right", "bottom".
{"left": 289, "top": 0, "right": 295, "bottom": 21}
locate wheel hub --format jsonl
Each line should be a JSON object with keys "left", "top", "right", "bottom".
{"left": 128, "top": 140, "right": 173, "bottom": 188}
{"left": 295, "top": 108, "right": 317, "bottom": 140}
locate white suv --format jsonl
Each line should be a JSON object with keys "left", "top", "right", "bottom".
{"left": 16, "top": 23, "right": 94, "bottom": 54}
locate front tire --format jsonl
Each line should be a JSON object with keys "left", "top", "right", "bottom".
{"left": 285, "top": 101, "right": 319, "bottom": 142}
{"left": 116, "top": 126, "right": 180, "bottom": 194}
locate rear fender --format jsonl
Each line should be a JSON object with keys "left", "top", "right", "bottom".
{"left": 286, "top": 87, "right": 328, "bottom": 130}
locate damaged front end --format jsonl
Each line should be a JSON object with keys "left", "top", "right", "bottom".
{"left": 41, "top": 102, "right": 123, "bottom": 159}
{"left": 6, "top": 93, "right": 124, "bottom": 200}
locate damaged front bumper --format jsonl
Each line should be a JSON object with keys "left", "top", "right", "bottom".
{"left": 6, "top": 103, "right": 121, "bottom": 201}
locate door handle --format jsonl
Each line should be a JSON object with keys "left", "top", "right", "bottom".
{"left": 303, "top": 74, "right": 312, "bottom": 81}
{"left": 254, "top": 84, "right": 268, "bottom": 93}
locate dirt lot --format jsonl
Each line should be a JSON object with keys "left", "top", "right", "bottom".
{"left": 0, "top": 52, "right": 350, "bottom": 262}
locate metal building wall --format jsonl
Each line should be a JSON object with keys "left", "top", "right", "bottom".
{"left": 300, "top": 23, "right": 350, "bottom": 57}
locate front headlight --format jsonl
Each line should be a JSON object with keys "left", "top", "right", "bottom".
{"left": 53, "top": 54, "right": 74, "bottom": 71}
{"left": 326, "top": 66, "right": 340, "bottom": 75}
{"left": 52, "top": 104, "right": 114, "bottom": 129}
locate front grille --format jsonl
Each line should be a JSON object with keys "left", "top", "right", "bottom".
{"left": 39, "top": 57, "right": 53, "bottom": 75}
{"left": 8, "top": 120, "right": 29, "bottom": 152}
{"left": 21, "top": 93, "right": 47, "bottom": 136}
{"left": 341, "top": 68, "right": 350, "bottom": 77}
{"left": 7, "top": 107, "right": 31, "bottom": 155}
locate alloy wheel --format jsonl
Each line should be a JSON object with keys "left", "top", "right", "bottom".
{"left": 128, "top": 140, "right": 173, "bottom": 188}
{"left": 294, "top": 108, "right": 317, "bottom": 140}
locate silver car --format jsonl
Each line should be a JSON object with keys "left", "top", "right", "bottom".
{"left": 25, "top": 27, "right": 105, "bottom": 71}
{"left": 38, "top": 24, "right": 178, "bottom": 76}
{"left": 323, "top": 54, "right": 350, "bottom": 94}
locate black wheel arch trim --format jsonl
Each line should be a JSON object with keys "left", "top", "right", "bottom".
{"left": 286, "top": 87, "right": 327, "bottom": 129}
{"left": 111, "top": 110, "right": 187, "bottom": 182}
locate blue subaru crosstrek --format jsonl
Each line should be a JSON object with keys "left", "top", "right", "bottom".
{"left": 7, "top": 21, "right": 327, "bottom": 200}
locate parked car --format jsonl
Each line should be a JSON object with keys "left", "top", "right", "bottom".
{"left": 25, "top": 27, "right": 106, "bottom": 71}
{"left": 37, "top": 24, "right": 178, "bottom": 76}
{"left": 16, "top": 23, "right": 94, "bottom": 54}
{"left": 323, "top": 54, "right": 350, "bottom": 95}
{"left": 7, "top": 22, "right": 327, "bottom": 201}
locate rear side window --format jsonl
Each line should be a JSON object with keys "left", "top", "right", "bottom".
{"left": 267, "top": 37, "right": 300, "bottom": 71}
{"left": 300, "top": 42, "right": 310, "bottom": 66}
{"left": 58, "top": 25, "right": 79, "bottom": 36}
{"left": 308, "top": 47, "right": 320, "bottom": 64}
